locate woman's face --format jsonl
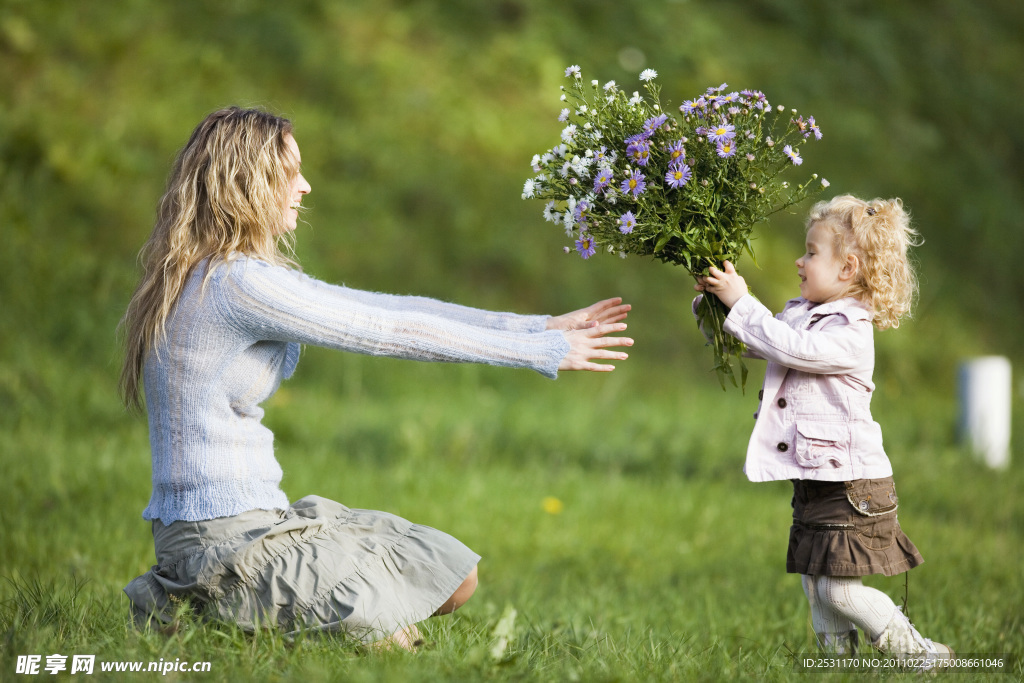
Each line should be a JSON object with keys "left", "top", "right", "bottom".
{"left": 280, "top": 133, "right": 311, "bottom": 234}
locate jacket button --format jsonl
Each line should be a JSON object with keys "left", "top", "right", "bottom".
{"left": 777, "top": 442, "right": 788, "bottom": 452}
{"left": 777, "top": 398, "right": 787, "bottom": 408}
{"left": 758, "top": 390, "right": 764, "bottom": 400}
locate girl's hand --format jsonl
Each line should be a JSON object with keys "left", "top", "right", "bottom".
{"left": 547, "top": 297, "right": 631, "bottom": 331}
{"left": 558, "top": 323, "right": 633, "bottom": 372}
{"left": 693, "top": 261, "right": 747, "bottom": 308}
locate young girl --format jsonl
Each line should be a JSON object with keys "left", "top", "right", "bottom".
{"left": 120, "top": 107, "right": 633, "bottom": 649}
{"left": 694, "top": 195, "right": 952, "bottom": 664}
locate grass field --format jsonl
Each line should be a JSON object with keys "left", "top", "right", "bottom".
{"left": 2, "top": 351, "right": 1021, "bottom": 681}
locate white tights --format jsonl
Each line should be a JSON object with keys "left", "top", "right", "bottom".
{"left": 802, "top": 574, "right": 897, "bottom": 645}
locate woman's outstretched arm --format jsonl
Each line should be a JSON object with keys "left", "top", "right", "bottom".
{"left": 217, "top": 258, "right": 632, "bottom": 377}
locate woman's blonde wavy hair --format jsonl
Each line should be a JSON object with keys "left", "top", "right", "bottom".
{"left": 119, "top": 107, "right": 301, "bottom": 411}
{"left": 807, "top": 194, "right": 921, "bottom": 330}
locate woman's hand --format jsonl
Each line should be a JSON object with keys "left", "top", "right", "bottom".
{"left": 557, "top": 322, "right": 633, "bottom": 372}
{"left": 547, "top": 297, "right": 631, "bottom": 331}
{"left": 693, "top": 261, "right": 747, "bottom": 309}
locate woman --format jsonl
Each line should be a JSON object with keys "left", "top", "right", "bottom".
{"left": 120, "top": 107, "right": 632, "bottom": 649}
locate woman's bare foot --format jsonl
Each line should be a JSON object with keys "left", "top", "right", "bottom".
{"left": 373, "top": 623, "right": 422, "bottom": 652}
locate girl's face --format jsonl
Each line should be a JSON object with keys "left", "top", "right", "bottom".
{"left": 795, "top": 221, "right": 851, "bottom": 303}
{"left": 280, "top": 133, "right": 311, "bottom": 234}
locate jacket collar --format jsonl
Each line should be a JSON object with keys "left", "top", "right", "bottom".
{"left": 784, "top": 296, "right": 873, "bottom": 326}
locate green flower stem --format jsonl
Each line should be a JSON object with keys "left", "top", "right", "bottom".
{"left": 694, "top": 290, "right": 748, "bottom": 391}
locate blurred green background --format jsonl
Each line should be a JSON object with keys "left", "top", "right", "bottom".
{"left": 3, "top": 0, "right": 1023, "bottom": 414}
{"left": 2, "top": 0, "right": 1023, "bottom": 677}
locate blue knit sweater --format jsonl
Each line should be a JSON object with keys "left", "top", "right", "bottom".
{"left": 141, "top": 256, "right": 570, "bottom": 523}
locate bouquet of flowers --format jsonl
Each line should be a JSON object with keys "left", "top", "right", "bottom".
{"left": 524, "top": 66, "right": 829, "bottom": 389}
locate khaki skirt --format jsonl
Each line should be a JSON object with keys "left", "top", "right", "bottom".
{"left": 787, "top": 477, "right": 923, "bottom": 577}
{"left": 124, "top": 495, "right": 480, "bottom": 643}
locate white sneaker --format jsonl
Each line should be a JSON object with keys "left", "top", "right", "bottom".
{"left": 872, "top": 607, "right": 954, "bottom": 671}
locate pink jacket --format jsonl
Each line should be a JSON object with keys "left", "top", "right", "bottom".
{"left": 703, "top": 294, "right": 893, "bottom": 483}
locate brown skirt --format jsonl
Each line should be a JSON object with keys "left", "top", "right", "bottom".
{"left": 787, "top": 477, "right": 923, "bottom": 577}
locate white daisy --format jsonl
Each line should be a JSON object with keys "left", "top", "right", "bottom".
{"left": 521, "top": 179, "right": 535, "bottom": 199}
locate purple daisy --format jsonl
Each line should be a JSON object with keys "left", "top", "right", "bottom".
{"left": 573, "top": 199, "right": 593, "bottom": 226}
{"left": 708, "top": 93, "right": 727, "bottom": 108}
{"left": 618, "top": 211, "right": 637, "bottom": 234}
{"left": 643, "top": 113, "right": 669, "bottom": 135}
{"left": 626, "top": 138, "right": 652, "bottom": 166}
{"left": 707, "top": 121, "right": 736, "bottom": 144}
{"left": 665, "top": 164, "right": 692, "bottom": 189}
{"left": 809, "top": 116, "right": 822, "bottom": 140}
{"left": 680, "top": 97, "right": 706, "bottom": 117}
{"left": 575, "top": 234, "right": 597, "bottom": 259}
{"left": 742, "top": 89, "right": 769, "bottom": 110}
{"left": 716, "top": 139, "right": 737, "bottom": 158}
{"left": 666, "top": 140, "right": 686, "bottom": 165}
{"left": 783, "top": 144, "right": 803, "bottom": 165}
{"left": 620, "top": 170, "right": 646, "bottom": 197}
{"left": 593, "top": 168, "right": 613, "bottom": 193}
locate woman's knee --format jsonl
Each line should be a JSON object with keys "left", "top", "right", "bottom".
{"left": 435, "top": 565, "right": 478, "bottom": 615}
{"left": 454, "top": 565, "right": 478, "bottom": 605}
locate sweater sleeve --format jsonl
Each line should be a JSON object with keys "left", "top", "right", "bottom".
{"left": 215, "top": 259, "right": 570, "bottom": 379}
{"left": 723, "top": 294, "right": 871, "bottom": 374}
{"left": 331, "top": 287, "right": 551, "bottom": 333}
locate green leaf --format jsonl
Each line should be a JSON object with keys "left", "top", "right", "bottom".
{"left": 654, "top": 233, "right": 672, "bottom": 253}
{"left": 745, "top": 238, "right": 760, "bottom": 268}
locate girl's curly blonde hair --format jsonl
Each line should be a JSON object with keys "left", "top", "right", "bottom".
{"left": 807, "top": 194, "right": 921, "bottom": 330}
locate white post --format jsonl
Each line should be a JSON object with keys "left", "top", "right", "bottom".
{"left": 958, "top": 356, "right": 1012, "bottom": 469}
